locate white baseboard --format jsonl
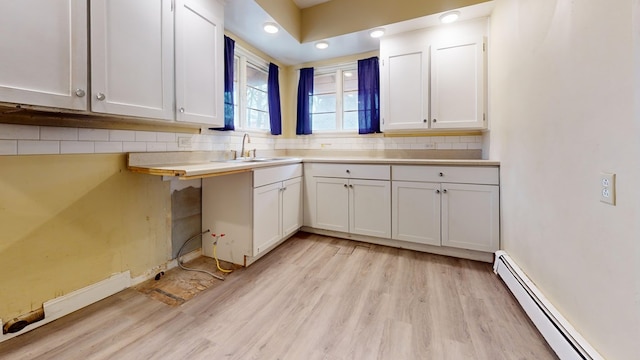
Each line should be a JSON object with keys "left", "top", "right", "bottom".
{"left": 130, "top": 248, "right": 202, "bottom": 286}
{"left": 493, "top": 251, "right": 603, "bottom": 360}
{"left": 1, "top": 271, "right": 130, "bottom": 343}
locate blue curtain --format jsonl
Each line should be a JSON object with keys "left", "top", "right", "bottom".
{"left": 357, "top": 57, "right": 381, "bottom": 134}
{"left": 268, "top": 63, "right": 282, "bottom": 135}
{"left": 296, "top": 67, "right": 314, "bottom": 135}
{"left": 213, "top": 35, "right": 235, "bottom": 130}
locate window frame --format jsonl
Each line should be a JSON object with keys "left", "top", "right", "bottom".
{"left": 311, "top": 63, "right": 358, "bottom": 133}
{"left": 233, "top": 46, "right": 271, "bottom": 132}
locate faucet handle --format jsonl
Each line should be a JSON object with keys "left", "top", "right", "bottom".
{"left": 230, "top": 150, "right": 237, "bottom": 160}
{"left": 251, "top": 149, "right": 256, "bottom": 158}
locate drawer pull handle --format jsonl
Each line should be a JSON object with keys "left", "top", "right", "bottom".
{"left": 439, "top": 172, "right": 444, "bottom": 177}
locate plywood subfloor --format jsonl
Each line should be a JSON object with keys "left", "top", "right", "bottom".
{"left": 134, "top": 256, "right": 239, "bottom": 306}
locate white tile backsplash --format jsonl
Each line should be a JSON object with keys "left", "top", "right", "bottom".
{"left": 0, "top": 140, "right": 17, "bottom": 155}
{"left": 0, "top": 123, "right": 39, "bottom": 140}
{"left": 18, "top": 140, "right": 59, "bottom": 154}
{"left": 0, "top": 123, "right": 484, "bottom": 156}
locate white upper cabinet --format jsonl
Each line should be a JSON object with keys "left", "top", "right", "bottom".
{"left": 174, "top": 0, "right": 224, "bottom": 127}
{"left": 90, "top": 0, "right": 174, "bottom": 120}
{"left": 0, "top": 0, "right": 87, "bottom": 110}
{"left": 380, "top": 37, "right": 429, "bottom": 131}
{"left": 380, "top": 18, "right": 488, "bottom": 132}
{"left": 431, "top": 37, "right": 486, "bottom": 129}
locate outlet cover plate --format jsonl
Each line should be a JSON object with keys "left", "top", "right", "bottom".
{"left": 600, "top": 172, "right": 616, "bottom": 205}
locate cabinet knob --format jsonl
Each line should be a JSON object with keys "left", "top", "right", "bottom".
{"left": 349, "top": 184, "right": 353, "bottom": 188}
{"left": 439, "top": 172, "right": 444, "bottom": 177}
{"left": 74, "top": 89, "right": 85, "bottom": 97}
{"left": 96, "top": 93, "right": 106, "bottom": 101}
{"left": 282, "top": 187, "right": 287, "bottom": 191}
{"left": 435, "top": 189, "right": 440, "bottom": 194}
{"left": 423, "top": 119, "right": 427, "bottom": 123}
{"left": 433, "top": 119, "right": 437, "bottom": 123}
{"left": 344, "top": 184, "right": 348, "bottom": 188}
{"left": 346, "top": 169, "right": 350, "bottom": 174}
{"left": 179, "top": 107, "right": 185, "bottom": 113}
{"left": 443, "top": 189, "right": 448, "bottom": 194}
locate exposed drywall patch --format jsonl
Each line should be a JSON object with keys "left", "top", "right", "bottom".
{"left": 171, "top": 183, "right": 202, "bottom": 259}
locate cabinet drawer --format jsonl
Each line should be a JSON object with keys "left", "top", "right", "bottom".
{"left": 305, "top": 163, "right": 390, "bottom": 180}
{"left": 254, "top": 164, "right": 302, "bottom": 188}
{"left": 392, "top": 165, "right": 499, "bottom": 185}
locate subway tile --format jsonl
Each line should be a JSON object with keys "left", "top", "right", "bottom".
{"left": 444, "top": 136, "right": 460, "bottom": 143}
{"left": 61, "top": 141, "right": 95, "bottom": 154}
{"left": 0, "top": 123, "right": 39, "bottom": 140}
{"left": 156, "top": 132, "right": 177, "bottom": 142}
{"left": 123, "top": 142, "right": 147, "bottom": 152}
{"left": 135, "top": 131, "right": 157, "bottom": 142}
{"left": 460, "top": 135, "right": 478, "bottom": 143}
{"left": 95, "top": 141, "right": 123, "bottom": 153}
{"left": 0, "top": 140, "right": 18, "bottom": 155}
{"left": 79, "top": 128, "right": 109, "bottom": 141}
{"left": 40, "top": 126, "right": 78, "bottom": 141}
{"left": 18, "top": 140, "right": 60, "bottom": 154}
{"left": 467, "top": 142, "right": 483, "bottom": 150}
{"left": 147, "top": 142, "right": 167, "bottom": 152}
{"left": 109, "top": 129, "right": 135, "bottom": 141}
{"left": 435, "top": 142, "right": 453, "bottom": 150}
{"left": 166, "top": 142, "right": 180, "bottom": 151}
{"left": 451, "top": 143, "right": 468, "bottom": 150}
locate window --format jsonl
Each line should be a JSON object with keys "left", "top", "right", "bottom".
{"left": 311, "top": 65, "right": 359, "bottom": 132}
{"left": 233, "top": 47, "right": 270, "bottom": 131}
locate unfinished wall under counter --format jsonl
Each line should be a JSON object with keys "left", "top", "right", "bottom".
{"left": 0, "top": 154, "right": 171, "bottom": 322}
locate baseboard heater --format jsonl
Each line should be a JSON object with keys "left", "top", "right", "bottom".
{"left": 493, "top": 251, "right": 604, "bottom": 360}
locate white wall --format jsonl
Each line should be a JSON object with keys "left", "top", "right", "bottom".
{"left": 489, "top": 0, "right": 640, "bottom": 358}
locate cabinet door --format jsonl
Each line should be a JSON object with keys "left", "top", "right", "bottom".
{"left": 381, "top": 51, "right": 429, "bottom": 131}
{"left": 174, "top": 0, "right": 224, "bottom": 126}
{"left": 282, "top": 177, "right": 303, "bottom": 238}
{"left": 0, "top": 0, "right": 87, "bottom": 110}
{"left": 90, "top": 0, "right": 174, "bottom": 120}
{"left": 441, "top": 183, "right": 499, "bottom": 252}
{"left": 431, "top": 37, "right": 485, "bottom": 129}
{"left": 314, "top": 177, "right": 349, "bottom": 232}
{"left": 253, "top": 182, "right": 282, "bottom": 256}
{"left": 350, "top": 179, "right": 391, "bottom": 238}
{"left": 391, "top": 181, "right": 441, "bottom": 246}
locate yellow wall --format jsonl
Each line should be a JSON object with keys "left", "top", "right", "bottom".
{"left": 300, "top": 0, "right": 490, "bottom": 42}
{"left": 255, "top": 0, "right": 302, "bottom": 41}
{"left": 0, "top": 154, "right": 171, "bottom": 321}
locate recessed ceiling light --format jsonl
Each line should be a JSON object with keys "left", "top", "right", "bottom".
{"left": 263, "top": 22, "right": 279, "bottom": 34}
{"left": 370, "top": 28, "right": 385, "bottom": 38}
{"left": 439, "top": 11, "right": 460, "bottom": 24}
{"left": 315, "top": 41, "right": 329, "bottom": 50}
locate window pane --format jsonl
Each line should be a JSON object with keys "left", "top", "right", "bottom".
{"left": 343, "top": 91, "right": 358, "bottom": 112}
{"left": 313, "top": 113, "right": 337, "bottom": 131}
{"left": 247, "top": 109, "right": 269, "bottom": 130}
{"left": 343, "top": 110, "right": 358, "bottom": 130}
{"left": 247, "top": 64, "right": 268, "bottom": 91}
{"left": 314, "top": 73, "right": 336, "bottom": 94}
{"left": 312, "top": 94, "right": 336, "bottom": 113}
{"left": 343, "top": 70, "right": 358, "bottom": 92}
{"left": 247, "top": 87, "right": 268, "bottom": 111}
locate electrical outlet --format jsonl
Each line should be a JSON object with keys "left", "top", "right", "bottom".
{"left": 600, "top": 172, "right": 616, "bottom": 205}
{"left": 178, "top": 136, "right": 192, "bottom": 148}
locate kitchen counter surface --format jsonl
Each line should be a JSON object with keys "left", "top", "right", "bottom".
{"left": 127, "top": 152, "right": 499, "bottom": 179}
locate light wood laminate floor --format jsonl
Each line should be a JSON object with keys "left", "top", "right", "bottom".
{"left": 0, "top": 233, "right": 557, "bottom": 359}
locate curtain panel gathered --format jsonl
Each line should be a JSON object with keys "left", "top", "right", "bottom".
{"left": 213, "top": 35, "right": 235, "bottom": 131}
{"left": 268, "top": 63, "right": 282, "bottom": 135}
{"left": 357, "top": 57, "right": 381, "bottom": 134}
{"left": 296, "top": 67, "right": 314, "bottom": 135}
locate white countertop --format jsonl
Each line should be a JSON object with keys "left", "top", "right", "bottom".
{"left": 127, "top": 152, "right": 499, "bottom": 179}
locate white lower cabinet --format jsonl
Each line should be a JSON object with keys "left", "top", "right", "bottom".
{"left": 305, "top": 163, "right": 391, "bottom": 239}
{"left": 202, "top": 164, "right": 302, "bottom": 266}
{"left": 391, "top": 165, "right": 500, "bottom": 252}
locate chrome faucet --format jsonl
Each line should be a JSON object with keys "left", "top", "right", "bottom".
{"left": 240, "top": 133, "right": 251, "bottom": 158}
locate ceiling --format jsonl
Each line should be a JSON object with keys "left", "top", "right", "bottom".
{"left": 224, "top": 0, "right": 494, "bottom": 66}
{"left": 292, "top": 0, "right": 332, "bottom": 9}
